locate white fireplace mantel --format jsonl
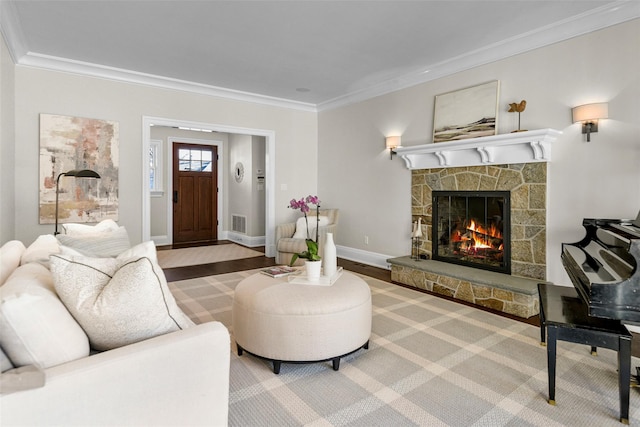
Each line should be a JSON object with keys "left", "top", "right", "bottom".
{"left": 394, "top": 128, "right": 562, "bottom": 170}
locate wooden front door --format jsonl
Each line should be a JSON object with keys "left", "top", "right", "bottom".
{"left": 173, "top": 142, "right": 218, "bottom": 244}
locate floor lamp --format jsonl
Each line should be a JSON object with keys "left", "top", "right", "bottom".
{"left": 54, "top": 169, "right": 101, "bottom": 235}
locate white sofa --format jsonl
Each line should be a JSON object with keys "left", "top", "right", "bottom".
{"left": 0, "top": 236, "right": 230, "bottom": 426}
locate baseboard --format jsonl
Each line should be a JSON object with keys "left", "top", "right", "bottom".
{"left": 225, "top": 231, "right": 265, "bottom": 248}
{"left": 336, "top": 245, "right": 393, "bottom": 270}
{"left": 151, "top": 232, "right": 265, "bottom": 248}
{"left": 151, "top": 235, "right": 171, "bottom": 246}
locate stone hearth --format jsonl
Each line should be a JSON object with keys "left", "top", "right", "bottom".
{"left": 388, "top": 257, "right": 540, "bottom": 318}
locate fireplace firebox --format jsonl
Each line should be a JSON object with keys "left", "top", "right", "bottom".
{"left": 432, "top": 191, "right": 511, "bottom": 274}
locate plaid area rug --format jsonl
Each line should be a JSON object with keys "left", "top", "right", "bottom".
{"left": 168, "top": 270, "right": 640, "bottom": 426}
{"left": 157, "top": 243, "right": 263, "bottom": 268}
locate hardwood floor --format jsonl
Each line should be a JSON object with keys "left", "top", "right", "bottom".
{"left": 161, "top": 242, "right": 538, "bottom": 326}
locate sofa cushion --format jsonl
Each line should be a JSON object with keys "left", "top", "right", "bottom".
{"left": 0, "top": 346, "right": 13, "bottom": 372}
{"left": 56, "top": 226, "right": 131, "bottom": 257}
{"left": 50, "top": 241, "right": 194, "bottom": 351}
{"left": 61, "top": 219, "right": 120, "bottom": 235}
{"left": 0, "top": 241, "right": 26, "bottom": 286}
{"left": 20, "top": 234, "right": 60, "bottom": 268}
{"left": 0, "top": 365, "right": 45, "bottom": 394}
{"left": 292, "top": 215, "right": 329, "bottom": 239}
{"left": 0, "top": 262, "right": 90, "bottom": 368}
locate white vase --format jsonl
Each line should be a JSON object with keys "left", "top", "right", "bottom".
{"left": 305, "top": 260, "right": 322, "bottom": 282}
{"left": 323, "top": 232, "right": 337, "bottom": 278}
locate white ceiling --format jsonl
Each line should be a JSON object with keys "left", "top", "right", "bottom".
{"left": 1, "top": 1, "right": 638, "bottom": 111}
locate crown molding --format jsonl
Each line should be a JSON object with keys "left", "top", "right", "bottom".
{"left": 2, "top": 1, "right": 637, "bottom": 113}
{"left": 0, "top": 0, "right": 28, "bottom": 62}
{"left": 317, "top": 1, "right": 640, "bottom": 112}
{"left": 15, "top": 53, "right": 318, "bottom": 112}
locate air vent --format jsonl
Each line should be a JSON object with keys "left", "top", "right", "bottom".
{"left": 232, "top": 214, "right": 247, "bottom": 234}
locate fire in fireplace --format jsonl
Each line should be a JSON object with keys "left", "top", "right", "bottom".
{"left": 432, "top": 191, "right": 511, "bottom": 274}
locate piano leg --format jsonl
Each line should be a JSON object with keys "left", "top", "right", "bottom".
{"left": 546, "top": 325, "right": 557, "bottom": 405}
{"left": 619, "top": 335, "right": 631, "bottom": 424}
{"left": 591, "top": 346, "right": 597, "bottom": 356}
{"left": 538, "top": 283, "right": 546, "bottom": 346}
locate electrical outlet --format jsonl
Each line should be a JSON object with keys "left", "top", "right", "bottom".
{"left": 364, "top": 235, "right": 369, "bottom": 245}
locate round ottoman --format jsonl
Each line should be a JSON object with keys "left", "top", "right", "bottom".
{"left": 232, "top": 271, "right": 371, "bottom": 374}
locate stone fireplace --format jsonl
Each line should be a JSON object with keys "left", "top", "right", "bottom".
{"left": 387, "top": 129, "right": 561, "bottom": 318}
{"left": 416, "top": 163, "right": 546, "bottom": 280}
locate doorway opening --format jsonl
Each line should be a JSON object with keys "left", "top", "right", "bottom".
{"left": 142, "top": 116, "right": 276, "bottom": 258}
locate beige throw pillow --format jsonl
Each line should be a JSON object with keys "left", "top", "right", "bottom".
{"left": 0, "top": 240, "right": 26, "bottom": 286}
{"left": 292, "top": 215, "right": 329, "bottom": 239}
{"left": 0, "top": 263, "right": 90, "bottom": 368}
{"left": 61, "top": 219, "right": 120, "bottom": 235}
{"left": 56, "top": 226, "right": 131, "bottom": 257}
{"left": 50, "top": 242, "right": 194, "bottom": 351}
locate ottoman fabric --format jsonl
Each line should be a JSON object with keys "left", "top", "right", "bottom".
{"left": 232, "top": 272, "right": 371, "bottom": 363}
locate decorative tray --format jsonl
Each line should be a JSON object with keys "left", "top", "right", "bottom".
{"left": 287, "top": 267, "right": 344, "bottom": 286}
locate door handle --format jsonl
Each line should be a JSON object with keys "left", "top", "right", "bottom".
{"left": 173, "top": 191, "right": 178, "bottom": 203}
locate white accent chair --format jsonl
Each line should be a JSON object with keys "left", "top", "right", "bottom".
{"left": 275, "top": 209, "right": 339, "bottom": 266}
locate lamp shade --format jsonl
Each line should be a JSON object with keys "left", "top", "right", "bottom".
{"left": 63, "top": 169, "right": 101, "bottom": 179}
{"left": 386, "top": 136, "right": 401, "bottom": 149}
{"left": 572, "top": 103, "right": 609, "bottom": 123}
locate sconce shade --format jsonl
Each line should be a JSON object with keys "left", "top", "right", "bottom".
{"left": 386, "top": 136, "right": 401, "bottom": 150}
{"left": 572, "top": 102, "right": 609, "bottom": 123}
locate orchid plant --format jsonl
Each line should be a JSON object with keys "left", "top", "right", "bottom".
{"left": 288, "top": 195, "right": 321, "bottom": 266}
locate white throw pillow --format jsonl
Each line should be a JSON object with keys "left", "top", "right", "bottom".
{"left": 56, "top": 226, "right": 131, "bottom": 257}
{"left": 292, "top": 215, "right": 329, "bottom": 240}
{"left": 0, "top": 241, "right": 26, "bottom": 286}
{"left": 50, "top": 242, "right": 194, "bottom": 351}
{"left": 61, "top": 219, "right": 120, "bottom": 236}
{"left": 0, "top": 263, "right": 90, "bottom": 368}
{"left": 20, "top": 235, "right": 60, "bottom": 267}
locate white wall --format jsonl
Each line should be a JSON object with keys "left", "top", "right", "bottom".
{"left": 11, "top": 66, "right": 318, "bottom": 247}
{"left": 0, "top": 34, "right": 15, "bottom": 243}
{"left": 318, "top": 19, "right": 640, "bottom": 284}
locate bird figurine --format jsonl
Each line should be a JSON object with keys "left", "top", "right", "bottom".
{"left": 508, "top": 100, "right": 527, "bottom": 132}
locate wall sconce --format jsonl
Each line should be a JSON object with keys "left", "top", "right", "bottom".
{"left": 572, "top": 102, "right": 608, "bottom": 142}
{"left": 55, "top": 169, "right": 101, "bottom": 235}
{"left": 386, "top": 136, "right": 401, "bottom": 159}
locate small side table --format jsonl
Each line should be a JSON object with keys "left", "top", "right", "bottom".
{"left": 538, "top": 283, "right": 632, "bottom": 424}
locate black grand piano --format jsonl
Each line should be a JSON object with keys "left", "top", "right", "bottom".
{"left": 538, "top": 211, "right": 640, "bottom": 423}
{"left": 561, "top": 212, "right": 640, "bottom": 322}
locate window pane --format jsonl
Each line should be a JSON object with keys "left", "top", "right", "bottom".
{"left": 202, "top": 150, "right": 212, "bottom": 161}
{"left": 191, "top": 150, "right": 202, "bottom": 161}
{"left": 178, "top": 149, "right": 191, "bottom": 171}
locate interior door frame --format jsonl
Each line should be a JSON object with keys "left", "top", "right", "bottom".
{"left": 142, "top": 116, "right": 276, "bottom": 258}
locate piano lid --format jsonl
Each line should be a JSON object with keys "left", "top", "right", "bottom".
{"left": 561, "top": 215, "right": 640, "bottom": 323}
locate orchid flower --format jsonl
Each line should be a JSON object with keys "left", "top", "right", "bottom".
{"left": 287, "top": 195, "right": 322, "bottom": 266}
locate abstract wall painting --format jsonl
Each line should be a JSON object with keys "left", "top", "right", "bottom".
{"left": 433, "top": 80, "right": 500, "bottom": 143}
{"left": 39, "top": 114, "right": 119, "bottom": 225}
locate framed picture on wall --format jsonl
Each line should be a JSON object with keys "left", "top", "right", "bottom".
{"left": 39, "top": 114, "right": 119, "bottom": 225}
{"left": 433, "top": 80, "right": 500, "bottom": 143}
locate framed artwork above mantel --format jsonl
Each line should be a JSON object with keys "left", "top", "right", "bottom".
{"left": 433, "top": 80, "right": 500, "bottom": 143}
